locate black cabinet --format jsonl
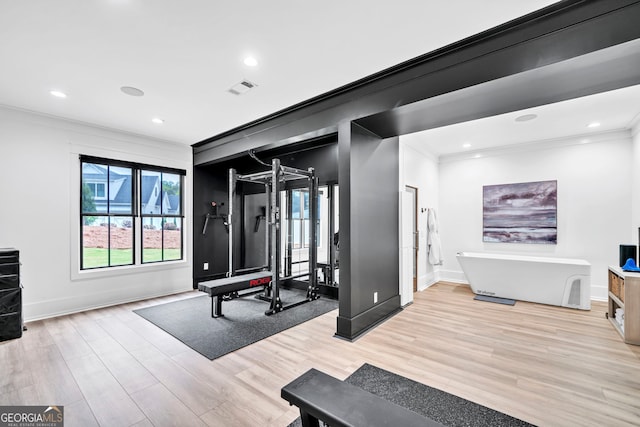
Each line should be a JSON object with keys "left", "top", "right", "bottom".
{"left": 0, "top": 248, "right": 22, "bottom": 341}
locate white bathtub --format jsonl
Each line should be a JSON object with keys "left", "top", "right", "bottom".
{"left": 456, "top": 252, "right": 591, "bottom": 310}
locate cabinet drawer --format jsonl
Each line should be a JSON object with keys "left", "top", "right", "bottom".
{"left": 0, "top": 274, "right": 19, "bottom": 290}
{"left": 0, "top": 289, "right": 21, "bottom": 314}
{"left": 0, "top": 262, "right": 19, "bottom": 276}
{"left": 0, "top": 312, "right": 22, "bottom": 341}
{"left": 0, "top": 251, "right": 19, "bottom": 264}
{"left": 609, "top": 271, "right": 621, "bottom": 298}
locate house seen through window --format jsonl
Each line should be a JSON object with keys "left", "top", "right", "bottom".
{"left": 80, "top": 156, "right": 185, "bottom": 269}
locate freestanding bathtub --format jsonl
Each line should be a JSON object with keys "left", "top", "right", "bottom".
{"left": 456, "top": 252, "right": 591, "bottom": 310}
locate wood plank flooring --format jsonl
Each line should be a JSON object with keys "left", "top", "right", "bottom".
{"left": 1, "top": 282, "right": 639, "bottom": 426}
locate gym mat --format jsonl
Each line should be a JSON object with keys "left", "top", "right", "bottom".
{"left": 287, "top": 363, "right": 534, "bottom": 427}
{"left": 473, "top": 294, "right": 516, "bottom": 305}
{"left": 134, "top": 288, "right": 337, "bottom": 360}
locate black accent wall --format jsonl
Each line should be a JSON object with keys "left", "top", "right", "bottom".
{"left": 193, "top": 138, "right": 338, "bottom": 286}
{"left": 193, "top": 166, "right": 229, "bottom": 285}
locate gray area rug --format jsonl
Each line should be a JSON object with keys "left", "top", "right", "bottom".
{"left": 134, "top": 288, "right": 337, "bottom": 360}
{"left": 288, "top": 363, "right": 534, "bottom": 427}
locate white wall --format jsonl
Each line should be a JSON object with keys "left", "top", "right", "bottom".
{"left": 632, "top": 121, "right": 640, "bottom": 247}
{"left": 438, "top": 131, "right": 633, "bottom": 300}
{"left": 0, "top": 107, "right": 193, "bottom": 321}
{"left": 399, "top": 140, "right": 440, "bottom": 289}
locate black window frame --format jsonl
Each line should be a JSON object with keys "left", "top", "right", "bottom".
{"left": 80, "top": 155, "right": 186, "bottom": 270}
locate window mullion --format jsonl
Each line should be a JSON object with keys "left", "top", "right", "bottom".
{"left": 107, "top": 166, "right": 111, "bottom": 266}
{"left": 135, "top": 168, "right": 141, "bottom": 265}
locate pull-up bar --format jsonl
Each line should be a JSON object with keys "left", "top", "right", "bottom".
{"left": 235, "top": 165, "right": 313, "bottom": 185}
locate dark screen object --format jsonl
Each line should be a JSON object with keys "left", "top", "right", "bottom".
{"left": 619, "top": 244, "right": 637, "bottom": 267}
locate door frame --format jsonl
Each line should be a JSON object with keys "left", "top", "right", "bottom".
{"left": 405, "top": 185, "right": 418, "bottom": 292}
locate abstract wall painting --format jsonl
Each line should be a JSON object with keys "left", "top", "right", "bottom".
{"left": 483, "top": 180, "right": 557, "bottom": 244}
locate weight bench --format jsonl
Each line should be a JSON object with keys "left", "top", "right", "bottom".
{"left": 281, "top": 368, "right": 445, "bottom": 427}
{"left": 198, "top": 271, "right": 272, "bottom": 318}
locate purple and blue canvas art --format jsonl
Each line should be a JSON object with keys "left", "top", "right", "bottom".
{"left": 483, "top": 180, "right": 557, "bottom": 244}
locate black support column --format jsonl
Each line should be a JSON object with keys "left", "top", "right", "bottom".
{"left": 336, "top": 121, "right": 400, "bottom": 340}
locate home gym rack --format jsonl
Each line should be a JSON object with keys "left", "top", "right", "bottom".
{"left": 198, "top": 158, "right": 320, "bottom": 316}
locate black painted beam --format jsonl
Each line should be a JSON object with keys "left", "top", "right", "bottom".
{"left": 356, "top": 37, "right": 640, "bottom": 138}
{"left": 193, "top": 0, "right": 640, "bottom": 165}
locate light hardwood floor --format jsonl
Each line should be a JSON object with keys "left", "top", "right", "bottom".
{"left": 1, "top": 282, "right": 639, "bottom": 426}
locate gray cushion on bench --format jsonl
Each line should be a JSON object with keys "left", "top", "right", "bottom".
{"left": 198, "top": 271, "right": 271, "bottom": 297}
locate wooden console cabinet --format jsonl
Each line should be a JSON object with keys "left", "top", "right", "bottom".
{"left": 608, "top": 266, "right": 640, "bottom": 345}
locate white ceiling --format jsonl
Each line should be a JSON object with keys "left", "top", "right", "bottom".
{"left": 402, "top": 83, "right": 640, "bottom": 158}
{"left": 0, "top": 0, "right": 559, "bottom": 146}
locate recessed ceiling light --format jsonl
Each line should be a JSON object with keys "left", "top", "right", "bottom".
{"left": 474, "top": 154, "right": 482, "bottom": 159}
{"left": 151, "top": 118, "right": 164, "bottom": 124}
{"left": 587, "top": 122, "right": 601, "bottom": 128}
{"left": 121, "top": 86, "right": 145, "bottom": 97}
{"left": 50, "top": 90, "right": 67, "bottom": 98}
{"left": 244, "top": 56, "right": 258, "bottom": 67}
{"left": 515, "top": 114, "right": 537, "bottom": 122}
{"left": 581, "top": 139, "right": 590, "bottom": 144}
{"left": 462, "top": 143, "right": 472, "bottom": 148}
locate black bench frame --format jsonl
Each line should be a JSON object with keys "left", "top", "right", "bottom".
{"left": 197, "top": 271, "right": 272, "bottom": 317}
{"left": 281, "top": 368, "right": 444, "bottom": 427}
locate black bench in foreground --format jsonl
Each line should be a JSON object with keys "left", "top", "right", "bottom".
{"left": 281, "top": 368, "right": 445, "bottom": 427}
{"left": 198, "top": 271, "right": 272, "bottom": 317}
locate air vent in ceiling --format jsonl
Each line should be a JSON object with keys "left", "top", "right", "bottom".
{"left": 229, "top": 79, "right": 257, "bottom": 95}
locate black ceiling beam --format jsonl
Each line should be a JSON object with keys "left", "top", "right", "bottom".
{"left": 193, "top": 0, "right": 640, "bottom": 166}
{"left": 355, "top": 37, "right": 640, "bottom": 138}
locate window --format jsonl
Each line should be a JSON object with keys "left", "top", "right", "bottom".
{"left": 291, "top": 189, "right": 311, "bottom": 248}
{"left": 80, "top": 156, "right": 185, "bottom": 270}
{"left": 85, "top": 182, "right": 106, "bottom": 199}
{"left": 81, "top": 162, "right": 134, "bottom": 268}
{"left": 279, "top": 187, "right": 324, "bottom": 278}
{"left": 141, "top": 170, "right": 183, "bottom": 263}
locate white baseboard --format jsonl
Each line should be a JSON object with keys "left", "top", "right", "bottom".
{"left": 418, "top": 272, "right": 437, "bottom": 291}
{"left": 437, "top": 269, "right": 468, "bottom": 284}
{"left": 24, "top": 285, "right": 193, "bottom": 322}
{"left": 591, "top": 285, "right": 608, "bottom": 302}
